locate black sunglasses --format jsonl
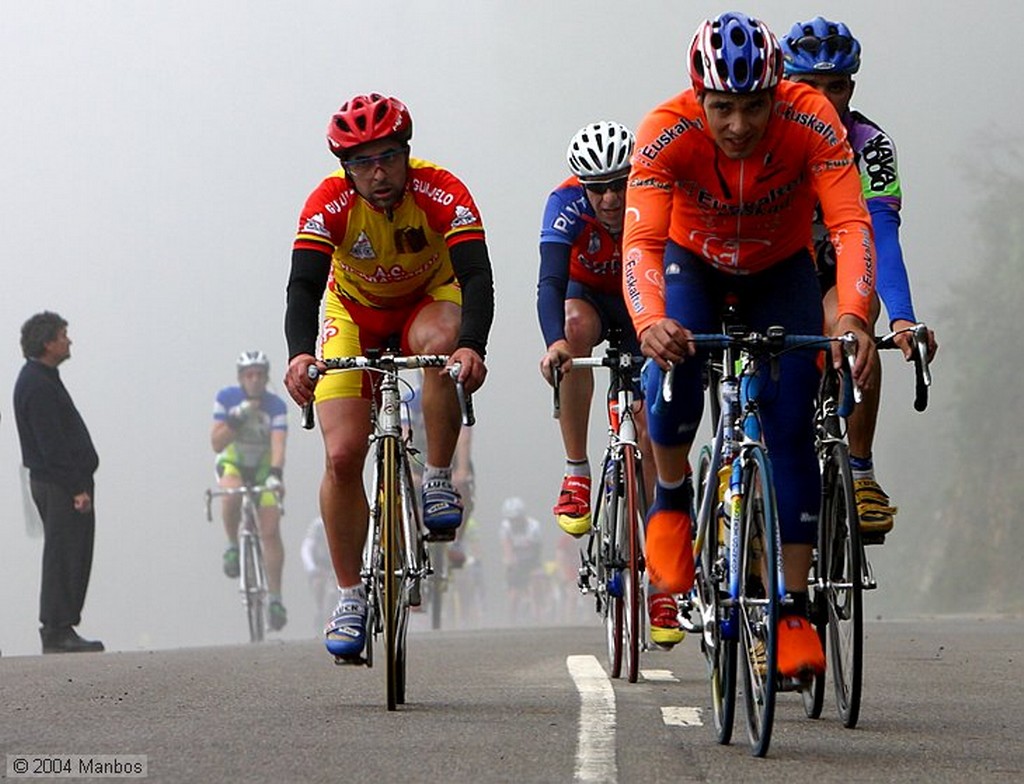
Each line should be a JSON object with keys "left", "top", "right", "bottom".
{"left": 582, "top": 177, "right": 628, "bottom": 195}
{"left": 793, "top": 33, "right": 853, "bottom": 56}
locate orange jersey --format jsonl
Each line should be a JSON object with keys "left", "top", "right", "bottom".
{"left": 623, "top": 80, "right": 874, "bottom": 336}
{"left": 294, "top": 158, "right": 485, "bottom": 309}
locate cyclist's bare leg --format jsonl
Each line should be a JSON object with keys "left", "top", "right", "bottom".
{"left": 257, "top": 505, "right": 284, "bottom": 595}
{"left": 319, "top": 396, "right": 373, "bottom": 587}
{"left": 408, "top": 300, "right": 461, "bottom": 467}
{"left": 823, "top": 286, "right": 882, "bottom": 460}
{"left": 218, "top": 473, "right": 243, "bottom": 543}
{"left": 559, "top": 298, "right": 601, "bottom": 460}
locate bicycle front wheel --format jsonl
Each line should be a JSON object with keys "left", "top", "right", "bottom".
{"left": 738, "top": 445, "right": 779, "bottom": 757}
{"left": 822, "top": 442, "right": 863, "bottom": 728}
{"left": 696, "top": 445, "right": 736, "bottom": 745}
{"left": 596, "top": 456, "right": 624, "bottom": 679}
{"left": 622, "top": 443, "right": 646, "bottom": 684}
{"left": 240, "top": 531, "right": 266, "bottom": 644}
{"left": 381, "top": 437, "right": 404, "bottom": 711}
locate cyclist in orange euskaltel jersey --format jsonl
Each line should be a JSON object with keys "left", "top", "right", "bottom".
{"left": 623, "top": 12, "right": 878, "bottom": 680}
{"left": 283, "top": 93, "right": 494, "bottom": 660}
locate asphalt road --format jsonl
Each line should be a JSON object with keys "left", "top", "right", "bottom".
{"left": 2, "top": 616, "right": 1022, "bottom": 783}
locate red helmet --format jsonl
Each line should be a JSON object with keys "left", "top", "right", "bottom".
{"left": 326, "top": 93, "right": 412, "bottom": 157}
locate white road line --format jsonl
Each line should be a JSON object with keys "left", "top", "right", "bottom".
{"left": 567, "top": 655, "right": 616, "bottom": 784}
{"left": 662, "top": 706, "right": 703, "bottom": 727}
{"left": 641, "top": 669, "right": 680, "bottom": 682}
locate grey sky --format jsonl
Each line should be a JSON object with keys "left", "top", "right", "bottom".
{"left": 0, "top": 2, "right": 1017, "bottom": 655}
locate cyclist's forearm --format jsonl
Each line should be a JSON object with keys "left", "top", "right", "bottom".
{"left": 537, "top": 242, "right": 571, "bottom": 345}
{"left": 210, "top": 422, "right": 234, "bottom": 453}
{"left": 270, "top": 430, "right": 286, "bottom": 472}
{"left": 869, "top": 204, "right": 917, "bottom": 325}
{"left": 285, "top": 248, "right": 331, "bottom": 359}
{"left": 450, "top": 239, "right": 494, "bottom": 358}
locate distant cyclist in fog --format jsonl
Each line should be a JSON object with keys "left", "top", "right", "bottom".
{"left": 211, "top": 350, "right": 289, "bottom": 632}
{"left": 499, "top": 497, "right": 545, "bottom": 624}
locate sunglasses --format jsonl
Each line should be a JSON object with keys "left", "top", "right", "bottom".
{"left": 583, "top": 177, "right": 628, "bottom": 195}
{"left": 792, "top": 33, "right": 854, "bottom": 56}
{"left": 343, "top": 147, "right": 407, "bottom": 176}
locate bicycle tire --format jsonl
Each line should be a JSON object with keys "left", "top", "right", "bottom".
{"left": 394, "top": 453, "right": 422, "bottom": 706}
{"left": 696, "top": 445, "right": 736, "bottom": 745}
{"left": 381, "top": 437, "right": 403, "bottom": 711}
{"left": 738, "top": 445, "right": 779, "bottom": 757}
{"left": 241, "top": 530, "right": 265, "bottom": 644}
{"left": 597, "top": 454, "right": 624, "bottom": 679}
{"left": 622, "top": 443, "right": 644, "bottom": 683}
{"left": 823, "top": 442, "right": 863, "bottom": 728}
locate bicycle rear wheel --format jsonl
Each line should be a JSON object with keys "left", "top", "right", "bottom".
{"left": 381, "top": 437, "right": 404, "bottom": 711}
{"left": 822, "top": 442, "right": 863, "bottom": 728}
{"left": 622, "top": 443, "right": 646, "bottom": 683}
{"left": 738, "top": 445, "right": 779, "bottom": 757}
{"left": 696, "top": 445, "right": 736, "bottom": 745}
{"left": 596, "top": 455, "right": 624, "bottom": 679}
{"left": 240, "top": 530, "right": 266, "bottom": 644}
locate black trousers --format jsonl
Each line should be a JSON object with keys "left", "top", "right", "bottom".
{"left": 30, "top": 479, "right": 95, "bottom": 630}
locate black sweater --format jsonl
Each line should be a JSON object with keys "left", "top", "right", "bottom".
{"left": 13, "top": 360, "right": 99, "bottom": 496}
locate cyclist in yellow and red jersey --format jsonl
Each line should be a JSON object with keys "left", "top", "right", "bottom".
{"left": 283, "top": 93, "right": 494, "bottom": 660}
{"left": 623, "top": 12, "right": 878, "bottom": 679}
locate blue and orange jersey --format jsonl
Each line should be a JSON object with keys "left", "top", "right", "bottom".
{"left": 293, "top": 158, "right": 485, "bottom": 309}
{"left": 623, "top": 80, "right": 875, "bottom": 337}
{"left": 539, "top": 176, "right": 622, "bottom": 295}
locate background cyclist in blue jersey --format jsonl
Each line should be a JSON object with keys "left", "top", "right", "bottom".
{"left": 781, "top": 16, "right": 939, "bottom": 540}
{"left": 211, "top": 350, "right": 289, "bottom": 631}
{"left": 537, "top": 122, "right": 680, "bottom": 647}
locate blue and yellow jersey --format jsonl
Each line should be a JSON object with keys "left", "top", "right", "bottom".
{"left": 212, "top": 386, "right": 288, "bottom": 470}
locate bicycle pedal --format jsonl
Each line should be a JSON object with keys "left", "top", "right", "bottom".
{"left": 333, "top": 653, "right": 368, "bottom": 667}
{"left": 424, "top": 529, "right": 457, "bottom": 543}
{"left": 861, "top": 532, "right": 887, "bottom": 546}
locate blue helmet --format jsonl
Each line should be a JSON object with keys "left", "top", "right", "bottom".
{"left": 688, "top": 12, "right": 783, "bottom": 93}
{"left": 781, "top": 17, "right": 861, "bottom": 76}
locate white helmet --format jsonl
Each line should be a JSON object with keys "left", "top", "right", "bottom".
{"left": 501, "top": 496, "right": 526, "bottom": 519}
{"left": 566, "top": 121, "right": 635, "bottom": 182}
{"left": 236, "top": 350, "right": 270, "bottom": 373}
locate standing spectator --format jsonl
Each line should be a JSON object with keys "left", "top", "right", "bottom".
{"left": 13, "top": 311, "right": 104, "bottom": 654}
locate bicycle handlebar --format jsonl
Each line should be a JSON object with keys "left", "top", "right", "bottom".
{"left": 550, "top": 352, "right": 644, "bottom": 419}
{"left": 301, "top": 354, "right": 475, "bottom": 430}
{"left": 875, "top": 322, "right": 932, "bottom": 412}
{"left": 204, "top": 485, "right": 282, "bottom": 522}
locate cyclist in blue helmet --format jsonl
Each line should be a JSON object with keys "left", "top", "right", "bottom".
{"left": 782, "top": 17, "right": 938, "bottom": 541}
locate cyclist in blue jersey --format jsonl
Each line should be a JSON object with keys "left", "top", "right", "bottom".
{"left": 211, "top": 351, "right": 290, "bottom": 631}
{"left": 781, "top": 17, "right": 938, "bottom": 539}
{"left": 538, "top": 122, "right": 680, "bottom": 647}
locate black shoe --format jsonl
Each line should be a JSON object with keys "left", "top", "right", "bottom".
{"left": 40, "top": 627, "right": 105, "bottom": 654}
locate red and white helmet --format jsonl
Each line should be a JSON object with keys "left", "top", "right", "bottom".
{"left": 688, "top": 12, "right": 783, "bottom": 94}
{"left": 326, "top": 93, "right": 412, "bottom": 157}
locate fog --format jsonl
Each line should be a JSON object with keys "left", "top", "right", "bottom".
{"left": 0, "top": 1, "right": 1015, "bottom": 656}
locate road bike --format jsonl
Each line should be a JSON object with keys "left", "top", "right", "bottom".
{"left": 803, "top": 322, "right": 933, "bottom": 728}
{"left": 303, "top": 351, "right": 473, "bottom": 710}
{"left": 553, "top": 333, "right": 648, "bottom": 683}
{"left": 205, "top": 483, "right": 281, "bottom": 643}
{"left": 679, "top": 325, "right": 851, "bottom": 757}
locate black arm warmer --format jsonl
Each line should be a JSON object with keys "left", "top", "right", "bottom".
{"left": 284, "top": 248, "right": 331, "bottom": 359}
{"left": 450, "top": 239, "right": 495, "bottom": 358}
